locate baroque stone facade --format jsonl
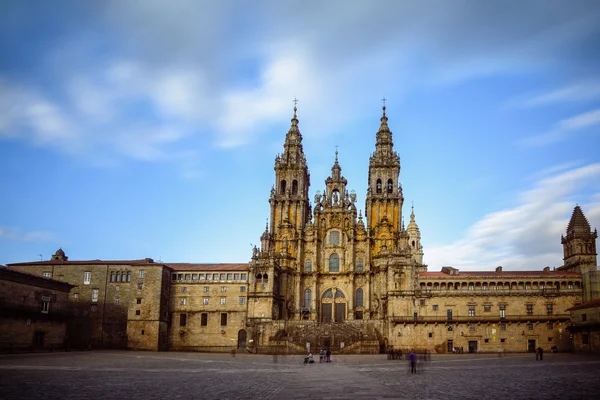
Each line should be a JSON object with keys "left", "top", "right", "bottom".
{"left": 5, "top": 106, "right": 599, "bottom": 354}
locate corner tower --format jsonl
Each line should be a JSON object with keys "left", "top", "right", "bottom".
{"left": 560, "top": 205, "right": 598, "bottom": 301}
{"left": 366, "top": 105, "right": 404, "bottom": 256}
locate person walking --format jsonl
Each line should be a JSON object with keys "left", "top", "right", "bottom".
{"left": 319, "top": 349, "right": 324, "bottom": 363}
{"left": 536, "top": 347, "right": 540, "bottom": 361}
{"left": 326, "top": 349, "right": 331, "bottom": 363}
{"left": 537, "top": 346, "right": 543, "bottom": 361}
{"left": 409, "top": 351, "right": 417, "bottom": 374}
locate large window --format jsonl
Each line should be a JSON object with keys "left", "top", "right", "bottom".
{"left": 500, "top": 304, "right": 506, "bottom": 319}
{"left": 355, "top": 288, "right": 364, "bottom": 307}
{"left": 546, "top": 304, "right": 553, "bottom": 315}
{"left": 356, "top": 259, "right": 363, "bottom": 272}
{"left": 84, "top": 272, "right": 91, "bottom": 285}
{"left": 304, "top": 289, "right": 312, "bottom": 308}
{"left": 468, "top": 305, "right": 476, "bottom": 317}
{"left": 330, "top": 231, "right": 340, "bottom": 246}
{"left": 201, "top": 313, "right": 208, "bottom": 326}
{"left": 329, "top": 254, "right": 339, "bottom": 272}
{"left": 92, "top": 289, "right": 99, "bottom": 302}
{"left": 180, "top": 313, "right": 187, "bottom": 327}
{"left": 526, "top": 304, "right": 533, "bottom": 316}
{"left": 139, "top": 270, "right": 145, "bottom": 280}
{"left": 221, "top": 313, "right": 228, "bottom": 326}
{"left": 305, "top": 259, "right": 312, "bottom": 273}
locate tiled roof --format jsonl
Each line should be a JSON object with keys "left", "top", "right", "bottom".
{"left": 1, "top": 267, "right": 75, "bottom": 290}
{"left": 166, "top": 263, "right": 248, "bottom": 272}
{"left": 7, "top": 259, "right": 159, "bottom": 266}
{"left": 420, "top": 271, "right": 581, "bottom": 278}
{"left": 567, "top": 298, "right": 600, "bottom": 311}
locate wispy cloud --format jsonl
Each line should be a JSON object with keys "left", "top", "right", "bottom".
{"left": 425, "top": 163, "right": 600, "bottom": 270}
{"left": 0, "top": 226, "right": 54, "bottom": 242}
{"left": 520, "top": 108, "right": 600, "bottom": 147}
{"left": 507, "top": 79, "right": 600, "bottom": 109}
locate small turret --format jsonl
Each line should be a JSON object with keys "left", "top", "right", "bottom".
{"left": 406, "top": 206, "right": 424, "bottom": 264}
{"left": 51, "top": 248, "right": 68, "bottom": 261}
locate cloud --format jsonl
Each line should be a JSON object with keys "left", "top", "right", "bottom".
{"left": 507, "top": 79, "right": 600, "bottom": 109}
{"left": 425, "top": 163, "right": 600, "bottom": 270}
{"left": 0, "top": 226, "right": 54, "bottom": 242}
{"left": 520, "top": 108, "right": 600, "bottom": 147}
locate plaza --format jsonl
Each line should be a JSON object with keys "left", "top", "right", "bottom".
{"left": 1, "top": 351, "right": 599, "bottom": 400}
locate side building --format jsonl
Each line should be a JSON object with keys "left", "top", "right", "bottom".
{"left": 0, "top": 266, "right": 74, "bottom": 352}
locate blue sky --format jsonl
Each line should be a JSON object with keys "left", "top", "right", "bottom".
{"left": 1, "top": 0, "right": 599, "bottom": 270}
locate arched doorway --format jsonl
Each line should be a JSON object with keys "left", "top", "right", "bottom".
{"left": 237, "top": 329, "right": 247, "bottom": 349}
{"left": 321, "top": 289, "right": 347, "bottom": 323}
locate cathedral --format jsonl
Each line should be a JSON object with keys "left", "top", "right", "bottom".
{"left": 4, "top": 105, "right": 599, "bottom": 354}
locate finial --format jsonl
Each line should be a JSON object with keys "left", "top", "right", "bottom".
{"left": 381, "top": 97, "right": 387, "bottom": 115}
{"left": 335, "top": 145, "right": 339, "bottom": 162}
{"left": 265, "top": 218, "right": 269, "bottom": 231}
{"left": 293, "top": 97, "right": 298, "bottom": 117}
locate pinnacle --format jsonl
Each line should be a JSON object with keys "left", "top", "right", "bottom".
{"left": 567, "top": 205, "right": 592, "bottom": 234}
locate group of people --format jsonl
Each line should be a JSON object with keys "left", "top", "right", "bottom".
{"left": 535, "top": 346, "right": 544, "bottom": 361}
{"left": 387, "top": 348, "right": 430, "bottom": 374}
{"left": 319, "top": 349, "right": 332, "bottom": 363}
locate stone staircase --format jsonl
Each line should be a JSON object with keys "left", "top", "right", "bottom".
{"left": 283, "top": 321, "right": 380, "bottom": 353}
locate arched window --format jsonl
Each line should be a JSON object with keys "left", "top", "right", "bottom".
{"left": 376, "top": 179, "right": 382, "bottom": 194}
{"left": 323, "top": 289, "right": 333, "bottom": 298}
{"left": 330, "top": 231, "right": 340, "bottom": 246}
{"left": 329, "top": 254, "right": 339, "bottom": 272}
{"left": 263, "top": 273, "right": 269, "bottom": 281}
{"left": 280, "top": 180, "right": 287, "bottom": 194}
{"left": 292, "top": 180, "right": 298, "bottom": 195}
{"left": 412, "top": 240, "right": 415, "bottom": 248}
{"left": 335, "top": 289, "right": 345, "bottom": 298}
{"left": 305, "top": 259, "right": 312, "bottom": 273}
{"left": 387, "top": 179, "right": 393, "bottom": 193}
{"left": 256, "top": 273, "right": 262, "bottom": 280}
{"left": 355, "top": 288, "right": 364, "bottom": 307}
{"left": 304, "top": 289, "right": 312, "bottom": 308}
{"left": 356, "top": 259, "right": 364, "bottom": 272}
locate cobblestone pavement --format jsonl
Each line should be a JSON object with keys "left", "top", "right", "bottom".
{"left": 1, "top": 351, "right": 600, "bottom": 399}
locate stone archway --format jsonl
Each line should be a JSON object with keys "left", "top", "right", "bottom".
{"left": 321, "top": 288, "right": 347, "bottom": 323}
{"left": 237, "top": 329, "right": 247, "bottom": 349}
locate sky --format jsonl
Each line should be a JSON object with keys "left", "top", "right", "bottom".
{"left": 1, "top": 0, "right": 600, "bottom": 271}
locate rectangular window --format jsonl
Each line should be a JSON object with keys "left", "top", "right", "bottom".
{"left": 84, "top": 272, "right": 91, "bottom": 285}
{"left": 546, "top": 304, "right": 553, "bottom": 315}
{"left": 420, "top": 299, "right": 425, "bottom": 306}
{"left": 330, "top": 231, "right": 340, "bottom": 246}
{"left": 240, "top": 286, "right": 246, "bottom": 292}
{"left": 548, "top": 323, "right": 553, "bottom": 331}
{"left": 110, "top": 272, "right": 115, "bottom": 282}
{"left": 185, "top": 274, "right": 191, "bottom": 280}
{"left": 180, "top": 298, "right": 187, "bottom": 305}
{"left": 468, "top": 284, "right": 474, "bottom": 290}
{"left": 220, "top": 298, "right": 226, "bottom": 305}
{"left": 201, "top": 313, "right": 208, "bottom": 326}
{"left": 206, "top": 273, "right": 212, "bottom": 280}
{"left": 484, "top": 338, "right": 489, "bottom": 343}
{"left": 41, "top": 299, "right": 50, "bottom": 314}
{"left": 92, "top": 289, "right": 99, "bottom": 302}
{"left": 500, "top": 323, "right": 506, "bottom": 332}
{"left": 139, "top": 270, "right": 145, "bottom": 280}
{"left": 433, "top": 305, "right": 438, "bottom": 311}
{"left": 172, "top": 273, "right": 177, "bottom": 281}
{"left": 204, "top": 286, "right": 209, "bottom": 293}
{"left": 203, "top": 298, "right": 209, "bottom": 305}
{"left": 135, "top": 310, "right": 141, "bottom": 315}
{"left": 220, "top": 313, "right": 228, "bottom": 326}
{"left": 428, "top": 332, "right": 433, "bottom": 338}
{"left": 526, "top": 304, "right": 533, "bottom": 315}
{"left": 221, "top": 286, "right": 227, "bottom": 293}
{"left": 500, "top": 305, "right": 506, "bottom": 319}
{"left": 227, "top": 273, "right": 233, "bottom": 280}
{"left": 220, "top": 273, "right": 226, "bottom": 280}
{"left": 199, "top": 274, "right": 205, "bottom": 280}
{"left": 239, "top": 297, "right": 245, "bottom": 305}
{"left": 182, "top": 287, "right": 187, "bottom": 293}
{"left": 192, "top": 274, "right": 198, "bottom": 280}
{"left": 234, "top": 273, "right": 240, "bottom": 280}
{"left": 178, "top": 273, "right": 183, "bottom": 280}
{"left": 241, "top": 273, "right": 247, "bottom": 280}
{"left": 355, "top": 311, "right": 363, "bottom": 320}
{"left": 500, "top": 338, "right": 506, "bottom": 343}
{"left": 180, "top": 313, "right": 187, "bottom": 327}
{"left": 137, "top": 283, "right": 143, "bottom": 290}
{"left": 583, "top": 334, "right": 589, "bottom": 345}
{"left": 42, "top": 272, "right": 51, "bottom": 278}
{"left": 126, "top": 271, "right": 131, "bottom": 282}
{"left": 137, "top": 298, "right": 142, "bottom": 304}
{"left": 484, "top": 305, "right": 492, "bottom": 312}
{"left": 213, "top": 273, "right": 219, "bottom": 280}
{"left": 482, "top": 284, "right": 487, "bottom": 291}
{"left": 527, "top": 323, "right": 534, "bottom": 331}
{"left": 116, "top": 272, "right": 122, "bottom": 282}
{"left": 468, "top": 305, "right": 475, "bottom": 317}
{"left": 548, "top": 337, "right": 553, "bottom": 342}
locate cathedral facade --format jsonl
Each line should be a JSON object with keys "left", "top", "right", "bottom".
{"left": 5, "top": 106, "right": 599, "bottom": 354}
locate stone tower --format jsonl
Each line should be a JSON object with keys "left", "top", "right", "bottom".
{"left": 248, "top": 106, "right": 311, "bottom": 321}
{"left": 406, "top": 206, "right": 424, "bottom": 264}
{"left": 560, "top": 205, "right": 598, "bottom": 301}
{"left": 366, "top": 105, "right": 404, "bottom": 257}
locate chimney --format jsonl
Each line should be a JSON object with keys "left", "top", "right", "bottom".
{"left": 496, "top": 266, "right": 502, "bottom": 272}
